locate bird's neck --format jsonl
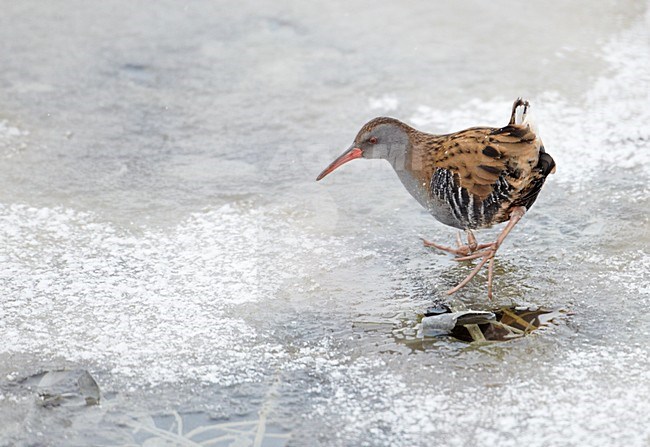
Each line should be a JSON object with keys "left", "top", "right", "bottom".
{"left": 387, "top": 129, "right": 440, "bottom": 171}
{"left": 387, "top": 129, "right": 443, "bottom": 209}
{"left": 385, "top": 147, "right": 407, "bottom": 169}
{"left": 391, "top": 160, "right": 432, "bottom": 210}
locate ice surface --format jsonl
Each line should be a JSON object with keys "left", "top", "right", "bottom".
{"left": 0, "top": 203, "right": 372, "bottom": 387}
{"left": 0, "top": 119, "right": 28, "bottom": 159}
{"left": 411, "top": 13, "right": 650, "bottom": 184}
{"left": 0, "top": 1, "right": 649, "bottom": 446}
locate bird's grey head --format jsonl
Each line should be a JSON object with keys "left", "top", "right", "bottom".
{"left": 316, "top": 117, "right": 413, "bottom": 181}
{"left": 354, "top": 117, "right": 412, "bottom": 162}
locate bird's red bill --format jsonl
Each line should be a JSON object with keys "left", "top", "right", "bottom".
{"left": 316, "top": 147, "right": 362, "bottom": 181}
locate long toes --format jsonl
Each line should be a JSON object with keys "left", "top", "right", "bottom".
{"left": 453, "top": 252, "right": 486, "bottom": 262}
{"left": 422, "top": 239, "right": 449, "bottom": 250}
{"left": 455, "top": 247, "right": 471, "bottom": 256}
{"left": 422, "top": 238, "right": 472, "bottom": 256}
{"left": 446, "top": 254, "right": 492, "bottom": 295}
{"left": 453, "top": 246, "right": 496, "bottom": 262}
{"left": 421, "top": 238, "right": 438, "bottom": 247}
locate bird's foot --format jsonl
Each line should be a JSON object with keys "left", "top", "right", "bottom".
{"left": 422, "top": 230, "right": 482, "bottom": 257}
{"left": 447, "top": 242, "right": 499, "bottom": 299}
{"left": 445, "top": 206, "right": 527, "bottom": 300}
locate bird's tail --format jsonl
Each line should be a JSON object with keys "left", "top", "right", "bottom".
{"left": 509, "top": 98, "right": 529, "bottom": 125}
{"left": 510, "top": 97, "right": 538, "bottom": 134}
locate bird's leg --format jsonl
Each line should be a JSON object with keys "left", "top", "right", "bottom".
{"left": 422, "top": 230, "right": 480, "bottom": 257}
{"left": 466, "top": 230, "right": 478, "bottom": 252}
{"left": 487, "top": 257, "right": 495, "bottom": 299}
{"left": 456, "top": 231, "right": 464, "bottom": 249}
{"left": 447, "top": 206, "right": 527, "bottom": 299}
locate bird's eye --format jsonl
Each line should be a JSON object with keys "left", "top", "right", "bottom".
{"left": 369, "top": 137, "right": 378, "bottom": 144}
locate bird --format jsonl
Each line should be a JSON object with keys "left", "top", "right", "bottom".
{"left": 316, "top": 99, "right": 555, "bottom": 299}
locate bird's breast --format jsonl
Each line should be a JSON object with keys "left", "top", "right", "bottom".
{"left": 393, "top": 166, "right": 473, "bottom": 229}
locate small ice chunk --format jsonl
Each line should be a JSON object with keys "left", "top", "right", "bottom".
{"left": 24, "top": 369, "right": 100, "bottom": 407}
{"left": 421, "top": 311, "right": 495, "bottom": 337}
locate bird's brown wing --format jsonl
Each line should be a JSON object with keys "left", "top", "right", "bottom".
{"left": 426, "top": 125, "right": 543, "bottom": 201}
{"left": 409, "top": 123, "right": 554, "bottom": 228}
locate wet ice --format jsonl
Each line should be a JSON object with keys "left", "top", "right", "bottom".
{"left": 1, "top": 1, "right": 649, "bottom": 446}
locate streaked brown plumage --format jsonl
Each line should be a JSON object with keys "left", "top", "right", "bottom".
{"left": 317, "top": 99, "right": 555, "bottom": 299}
